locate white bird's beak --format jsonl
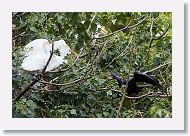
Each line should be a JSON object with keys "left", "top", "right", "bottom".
{"left": 70, "top": 49, "right": 77, "bottom": 56}
{"left": 66, "top": 44, "right": 77, "bottom": 56}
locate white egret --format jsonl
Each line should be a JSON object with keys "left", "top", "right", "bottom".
{"left": 21, "top": 39, "right": 73, "bottom": 72}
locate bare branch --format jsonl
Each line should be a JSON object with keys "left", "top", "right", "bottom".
{"left": 128, "top": 14, "right": 149, "bottom": 29}
{"left": 125, "top": 91, "right": 163, "bottom": 99}
{"left": 42, "top": 42, "right": 54, "bottom": 74}
{"left": 93, "top": 21, "right": 132, "bottom": 40}
{"left": 144, "top": 61, "right": 172, "bottom": 74}
{"left": 116, "top": 47, "right": 134, "bottom": 118}
{"left": 12, "top": 32, "right": 26, "bottom": 41}
{"left": 40, "top": 76, "right": 91, "bottom": 87}
{"left": 14, "top": 76, "right": 40, "bottom": 102}
{"left": 103, "top": 42, "right": 131, "bottom": 70}
{"left": 93, "top": 14, "right": 149, "bottom": 40}
{"left": 149, "top": 16, "right": 154, "bottom": 48}
{"left": 87, "top": 13, "right": 97, "bottom": 32}
{"left": 138, "top": 13, "right": 170, "bottom": 70}
{"left": 153, "top": 24, "right": 170, "bottom": 40}
{"left": 50, "top": 47, "right": 84, "bottom": 73}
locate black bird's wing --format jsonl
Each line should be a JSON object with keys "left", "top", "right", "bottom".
{"left": 126, "top": 78, "right": 140, "bottom": 96}
{"left": 111, "top": 72, "right": 165, "bottom": 96}
{"left": 134, "top": 72, "right": 163, "bottom": 91}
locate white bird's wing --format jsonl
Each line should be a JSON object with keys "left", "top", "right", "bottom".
{"left": 46, "top": 55, "right": 66, "bottom": 71}
{"left": 21, "top": 54, "right": 48, "bottom": 71}
{"left": 23, "top": 39, "right": 49, "bottom": 56}
{"left": 21, "top": 54, "right": 68, "bottom": 72}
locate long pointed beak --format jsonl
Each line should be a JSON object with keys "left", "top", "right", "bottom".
{"left": 70, "top": 49, "right": 77, "bottom": 56}
{"left": 71, "top": 50, "right": 77, "bottom": 56}
{"left": 66, "top": 44, "right": 77, "bottom": 56}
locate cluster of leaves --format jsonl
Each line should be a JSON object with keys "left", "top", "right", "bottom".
{"left": 12, "top": 12, "right": 172, "bottom": 118}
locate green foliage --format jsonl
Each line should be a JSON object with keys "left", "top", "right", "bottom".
{"left": 12, "top": 12, "right": 172, "bottom": 118}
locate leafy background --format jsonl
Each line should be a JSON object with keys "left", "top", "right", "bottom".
{"left": 12, "top": 12, "right": 172, "bottom": 118}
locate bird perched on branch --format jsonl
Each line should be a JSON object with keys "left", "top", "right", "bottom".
{"left": 110, "top": 72, "right": 164, "bottom": 96}
{"left": 21, "top": 39, "right": 76, "bottom": 72}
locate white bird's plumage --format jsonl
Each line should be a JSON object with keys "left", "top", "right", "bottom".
{"left": 23, "top": 39, "right": 50, "bottom": 57}
{"left": 21, "top": 39, "right": 71, "bottom": 72}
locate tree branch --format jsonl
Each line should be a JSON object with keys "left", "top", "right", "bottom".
{"left": 40, "top": 76, "right": 91, "bottom": 87}
{"left": 144, "top": 61, "right": 172, "bottom": 74}
{"left": 92, "top": 14, "right": 149, "bottom": 40}
{"left": 93, "top": 21, "right": 132, "bottom": 40}
{"left": 138, "top": 13, "right": 170, "bottom": 70}
{"left": 49, "top": 47, "right": 84, "bottom": 73}
{"left": 87, "top": 13, "right": 97, "bottom": 32}
{"left": 125, "top": 91, "right": 163, "bottom": 99}
{"left": 116, "top": 47, "right": 134, "bottom": 118}
{"left": 42, "top": 42, "right": 54, "bottom": 74}
{"left": 153, "top": 24, "right": 170, "bottom": 40}
{"left": 103, "top": 41, "right": 131, "bottom": 70}
{"left": 128, "top": 14, "right": 149, "bottom": 29}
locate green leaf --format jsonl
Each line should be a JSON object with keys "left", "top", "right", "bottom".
{"left": 106, "top": 90, "right": 112, "bottom": 96}
{"left": 111, "top": 19, "right": 117, "bottom": 25}
{"left": 70, "top": 109, "right": 77, "bottom": 115}
{"left": 103, "top": 111, "right": 109, "bottom": 117}
{"left": 96, "top": 113, "right": 102, "bottom": 118}
{"left": 30, "top": 27, "right": 37, "bottom": 32}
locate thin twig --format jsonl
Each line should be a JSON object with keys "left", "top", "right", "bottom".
{"left": 125, "top": 91, "right": 163, "bottom": 99}
{"left": 133, "top": 14, "right": 148, "bottom": 21}
{"left": 82, "top": 39, "right": 110, "bottom": 77}
{"left": 40, "top": 76, "right": 91, "bottom": 87}
{"left": 12, "top": 32, "right": 26, "bottom": 41}
{"left": 92, "top": 40, "right": 109, "bottom": 64}
{"left": 149, "top": 16, "right": 154, "bottom": 48}
{"left": 128, "top": 14, "right": 149, "bottom": 29}
{"left": 103, "top": 42, "right": 130, "bottom": 70}
{"left": 42, "top": 42, "right": 54, "bottom": 74}
{"left": 139, "top": 14, "right": 170, "bottom": 70}
{"left": 93, "top": 21, "right": 132, "bottom": 40}
{"left": 116, "top": 47, "right": 134, "bottom": 118}
{"left": 144, "top": 61, "right": 172, "bottom": 74}
{"left": 153, "top": 24, "right": 170, "bottom": 40}
{"left": 104, "top": 36, "right": 133, "bottom": 70}
{"left": 137, "top": 15, "right": 153, "bottom": 70}
{"left": 93, "top": 15, "right": 149, "bottom": 40}
{"left": 159, "top": 69, "right": 167, "bottom": 85}
{"left": 50, "top": 47, "right": 84, "bottom": 73}
{"left": 94, "top": 87, "right": 170, "bottom": 99}
{"left": 87, "top": 13, "right": 97, "bottom": 32}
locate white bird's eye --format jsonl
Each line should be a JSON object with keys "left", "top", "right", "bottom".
{"left": 54, "top": 49, "right": 61, "bottom": 56}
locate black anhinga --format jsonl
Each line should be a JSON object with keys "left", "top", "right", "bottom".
{"left": 110, "top": 72, "right": 164, "bottom": 96}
